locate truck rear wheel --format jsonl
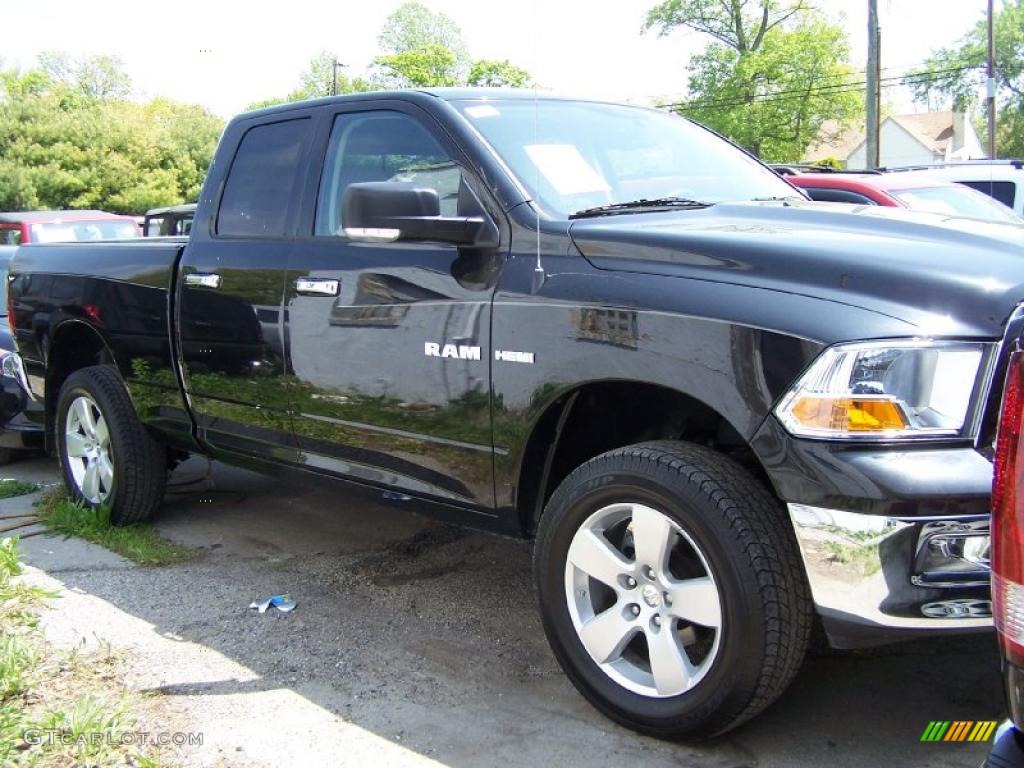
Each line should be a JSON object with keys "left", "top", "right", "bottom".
{"left": 534, "top": 440, "right": 811, "bottom": 739}
{"left": 56, "top": 365, "right": 166, "bottom": 524}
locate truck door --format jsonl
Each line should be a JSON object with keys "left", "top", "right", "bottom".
{"left": 177, "top": 113, "right": 314, "bottom": 462}
{"left": 284, "top": 103, "right": 504, "bottom": 508}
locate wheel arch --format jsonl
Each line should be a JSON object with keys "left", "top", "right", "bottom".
{"left": 512, "top": 379, "right": 777, "bottom": 538}
{"left": 44, "top": 320, "right": 118, "bottom": 451}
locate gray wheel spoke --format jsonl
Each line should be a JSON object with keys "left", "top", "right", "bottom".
{"left": 93, "top": 416, "right": 109, "bottom": 449}
{"left": 579, "top": 607, "right": 636, "bottom": 664}
{"left": 631, "top": 504, "right": 675, "bottom": 573}
{"left": 568, "top": 528, "right": 633, "bottom": 588}
{"left": 98, "top": 455, "right": 114, "bottom": 491}
{"left": 75, "top": 397, "right": 97, "bottom": 438}
{"left": 65, "top": 432, "right": 90, "bottom": 459}
{"left": 666, "top": 577, "right": 722, "bottom": 629}
{"left": 647, "top": 624, "right": 695, "bottom": 696}
{"left": 81, "top": 460, "right": 100, "bottom": 501}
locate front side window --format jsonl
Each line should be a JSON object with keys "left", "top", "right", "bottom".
{"left": 315, "top": 111, "right": 461, "bottom": 237}
{"left": 455, "top": 100, "right": 798, "bottom": 218}
{"left": 218, "top": 118, "right": 310, "bottom": 238}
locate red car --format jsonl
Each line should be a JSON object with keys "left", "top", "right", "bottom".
{"left": 989, "top": 326, "right": 1024, "bottom": 766}
{"left": 783, "top": 170, "right": 1023, "bottom": 225}
{"left": 0, "top": 210, "right": 140, "bottom": 245}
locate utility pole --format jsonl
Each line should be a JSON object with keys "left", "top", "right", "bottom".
{"left": 331, "top": 58, "right": 347, "bottom": 96}
{"left": 866, "top": 0, "right": 881, "bottom": 168}
{"left": 987, "top": 0, "right": 997, "bottom": 158}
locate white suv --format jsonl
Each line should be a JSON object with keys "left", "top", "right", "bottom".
{"left": 882, "top": 160, "right": 1024, "bottom": 217}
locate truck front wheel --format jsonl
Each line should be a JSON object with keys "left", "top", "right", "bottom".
{"left": 55, "top": 365, "right": 166, "bottom": 524}
{"left": 534, "top": 440, "right": 811, "bottom": 739}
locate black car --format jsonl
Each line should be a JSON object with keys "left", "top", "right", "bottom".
{"left": 0, "top": 247, "right": 43, "bottom": 462}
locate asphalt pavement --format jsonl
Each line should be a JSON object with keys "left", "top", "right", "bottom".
{"left": 7, "top": 453, "right": 1003, "bottom": 768}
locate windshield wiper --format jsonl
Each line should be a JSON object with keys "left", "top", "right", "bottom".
{"left": 748, "top": 195, "right": 807, "bottom": 203}
{"left": 569, "top": 197, "right": 712, "bottom": 220}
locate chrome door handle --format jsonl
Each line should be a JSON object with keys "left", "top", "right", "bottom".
{"left": 294, "top": 277, "right": 340, "bottom": 296}
{"left": 184, "top": 273, "right": 222, "bottom": 289}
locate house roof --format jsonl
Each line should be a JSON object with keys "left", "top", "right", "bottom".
{"left": 804, "top": 111, "right": 959, "bottom": 163}
{"left": 888, "top": 111, "right": 956, "bottom": 153}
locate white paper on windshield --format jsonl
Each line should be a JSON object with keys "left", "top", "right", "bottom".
{"left": 465, "top": 105, "right": 500, "bottom": 119}
{"left": 524, "top": 144, "right": 611, "bottom": 196}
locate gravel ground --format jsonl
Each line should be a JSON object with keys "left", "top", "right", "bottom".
{"left": 7, "top": 454, "right": 1004, "bottom": 768}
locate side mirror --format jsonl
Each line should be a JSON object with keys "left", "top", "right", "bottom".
{"left": 341, "top": 182, "right": 498, "bottom": 247}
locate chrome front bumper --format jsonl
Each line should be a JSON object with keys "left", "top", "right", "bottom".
{"left": 788, "top": 503, "right": 992, "bottom": 648}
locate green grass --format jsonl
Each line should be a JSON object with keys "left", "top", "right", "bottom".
{"left": 0, "top": 479, "right": 38, "bottom": 499}
{"left": 0, "top": 536, "right": 170, "bottom": 766}
{"left": 36, "top": 491, "right": 195, "bottom": 566}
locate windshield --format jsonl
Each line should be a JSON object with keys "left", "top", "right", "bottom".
{"left": 889, "top": 185, "right": 1023, "bottom": 225}
{"left": 455, "top": 100, "right": 798, "bottom": 218}
{"left": 29, "top": 220, "right": 139, "bottom": 243}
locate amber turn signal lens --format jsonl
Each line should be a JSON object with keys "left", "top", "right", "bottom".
{"left": 789, "top": 396, "right": 909, "bottom": 432}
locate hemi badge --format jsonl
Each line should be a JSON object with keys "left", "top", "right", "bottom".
{"left": 495, "top": 350, "right": 535, "bottom": 364}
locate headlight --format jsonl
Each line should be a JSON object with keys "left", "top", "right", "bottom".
{"left": 775, "top": 341, "right": 988, "bottom": 439}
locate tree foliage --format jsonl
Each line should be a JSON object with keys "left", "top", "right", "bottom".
{"left": 910, "top": 0, "right": 1024, "bottom": 157}
{"left": 646, "top": 2, "right": 861, "bottom": 161}
{"left": 375, "top": 44, "right": 460, "bottom": 88}
{"left": 467, "top": 59, "right": 531, "bottom": 88}
{"left": 0, "top": 57, "right": 223, "bottom": 213}
{"left": 371, "top": 2, "right": 530, "bottom": 89}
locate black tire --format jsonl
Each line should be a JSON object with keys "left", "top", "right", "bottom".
{"left": 55, "top": 365, "right": 166, "bottom": 524}
{"left": 534, "top": 440, "right": 812, "bottom": 740}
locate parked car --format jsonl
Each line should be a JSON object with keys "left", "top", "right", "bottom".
{"left": 882, "top": 159, "right": 1024, "bottom": 218}
{"left": 143, "top": 203, "right": 196, "bottom": 237}
{"left": 987, "top": 327, "right": 1024, "bottom": 767}
{"left": 781, "top": 168, "right": 1023, "bottom": 225}
{"left": 0, "top": 211, "right": 140, "bottom": 245}
{"left": 0, "top": 247, "right": 43, "bottom": 463}
{"left": 9, "top": 90, "right": 1019, "bottom": 740}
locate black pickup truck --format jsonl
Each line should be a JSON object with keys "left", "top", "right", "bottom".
{"left": 8, "top": 89, "right": 1021, "bottom": 739}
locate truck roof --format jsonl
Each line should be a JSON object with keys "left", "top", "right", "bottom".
{"left": 239, "top": 88, "right": 645, "bottom": 120}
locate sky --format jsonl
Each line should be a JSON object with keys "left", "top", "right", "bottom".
{"left": 1, "top": 0, "right": 994, "bottom": 117}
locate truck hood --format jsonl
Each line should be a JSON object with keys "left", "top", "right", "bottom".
{"left": 569, "top": 200, "right": 1024, "bottom": 338}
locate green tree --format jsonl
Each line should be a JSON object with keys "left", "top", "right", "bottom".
{"left": 909, "top": 0, "right": 1024, "bottom": 157}
{"left": 378, "top": 2, "right": 470, "bottom": 71}
{"left": 375, "top": 44, "right": 460, "bottom": 88}
{"left": 646, "top": 1, "right": 861, "bottom": 161}
{"left": 467, "top": 59, "right": 531, "bottom": 87}
{"left": 0, "top": 55, "right": 223, "bottom": 214}
{"left": 38, "top": 51, "right": 132, "bottom": 100}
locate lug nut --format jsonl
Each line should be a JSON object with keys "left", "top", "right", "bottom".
{"left": 625, "top": 576, "right": 637, "bottom": 588}
{"left": 653, "top": 615, "right": 662, "bottom": 627}
{"left": 630, "top": 604, "right": 641, "bottom": 617}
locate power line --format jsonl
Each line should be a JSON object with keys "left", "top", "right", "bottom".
{"left": 661, "top": 65, "right": 981, "bottom": 110}
{"left": 659, "top": 65, "right": 984, "bottom": 112}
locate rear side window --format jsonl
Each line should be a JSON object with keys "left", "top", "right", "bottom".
{"left": 0, "top": 228, "right": 21, "bottom": 245}
{"left": 960, "top": 180, "right": 1017, "bottom": 209}
{"left": 805, "top": 188, "right": 877, "bottom": 205}
{"left": 217, "top": 118, "right": 310, "bottom": 237}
